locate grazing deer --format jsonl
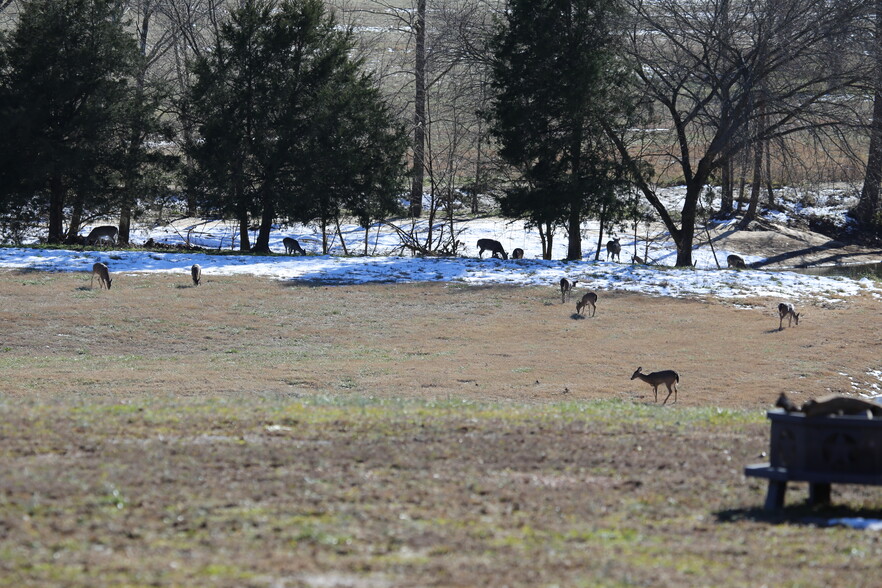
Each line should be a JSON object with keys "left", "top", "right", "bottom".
{"left": 85, "top": 225, "right": 119, "bottom": 246}
{"left": 777, "top": 302, "right": 799, "bottom": 330}
{"left": 631, "top": 367, "right": 680, "bottom": 404}
{"left": 727, "top": 254, "right": 747, "bottom": 269}
{"left": 560, "top": 278, "right": 577, "bottom": 303}
{"left": 191, "top": 264, "right": 202, "bottom": 286}
{"left": 511, "top": 247, "right": 524, "bottom": 259}
{"left": 90, "top": 262, "right": 112, "bottom": 290}
{"left": 576, "top": 292, "right": 597, "bottom": 317}
{"left": 477, "top": 238, "right": 508, "bottom": 260}
{"left": 283, "top": 237, "right": 306, "bottom": 255}
{"left": 606, "top": 237, "right": 621, "bottom": 262}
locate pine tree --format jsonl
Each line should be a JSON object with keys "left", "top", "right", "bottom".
{"left": 486, "top": 0, "right": 634, "bottom": 260}
{"left": 185, "top": 0, "right": 406, "bottom": 253}
{"left": 0, "top": 0, "right": 143, "bottom": 243}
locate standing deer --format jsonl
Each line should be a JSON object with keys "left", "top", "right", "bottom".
{"left": 631, "top": 367, "right": 680, "bottom": 404}
{"left": 477, "top": 238, "right": 507, "bottom": 260}
{"left": 511, "top": 248, "right": 524, "bottom": 259}
{"left": 85, "top": 225, "right": 119, "bottom": 246}
{"left": 576, "top": 292, "right": 597, "bottom": 317}
{"left": 283, "top": 237, "right": 306, "bottom": 255}
{"left": 727, "top": 254, "right": 747, "bottom": 269}
{"left": 90, "top": 262, "right": 112, "bottom": 290}
{"left": 606, "top": 237, "right": 621, "bottom": 262}
{"left": 560, "top": 278, "right": 578, "bottom": 303}
{"left": 191, "top": 264, "right": 202, "bottom": 286}
{"left": 777, "top": 302, "right": 799, "bottom": 330}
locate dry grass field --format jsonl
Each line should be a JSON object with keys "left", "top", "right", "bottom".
{"left": 2, "top": 269, "right": 882, "bottom": 587}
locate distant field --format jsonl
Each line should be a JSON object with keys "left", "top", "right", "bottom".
{"left": 2, "top": 270, "right": 882, "bottom": 586}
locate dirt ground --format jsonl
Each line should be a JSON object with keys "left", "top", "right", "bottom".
{"left": 2, "top": 269, "right": 882, "bottom": 587}
{"left": 0, "top": 269, "right": 879, "bottom": 408}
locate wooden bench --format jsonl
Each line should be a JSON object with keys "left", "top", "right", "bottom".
{"left": 745, "top": 409, "right": 882, "bottom": 510}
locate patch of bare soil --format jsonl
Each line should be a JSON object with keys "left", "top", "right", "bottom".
{"left": 0, "top": 270, "right": 879, "bottom": 407}
{"left": 1, "top": 270, "right": 881, "bottom": 586}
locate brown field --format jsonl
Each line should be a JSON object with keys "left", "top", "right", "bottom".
{"left": 2, "top": 269, "right": 882, "bottom": 587}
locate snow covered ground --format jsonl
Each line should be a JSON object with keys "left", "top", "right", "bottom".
{"left": 0, "top": 186, "right": 878, "bottom": 303}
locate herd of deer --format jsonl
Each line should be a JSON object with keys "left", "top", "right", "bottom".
{"left": 86, "top": 233, "right": 802, "bottom": 406}
{"left": 477, "top": 237, "right": 800, "bottom": 406}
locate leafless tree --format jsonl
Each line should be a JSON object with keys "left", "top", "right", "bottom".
{"left": 612, "top": 0, "right": 870, "bottom": 266}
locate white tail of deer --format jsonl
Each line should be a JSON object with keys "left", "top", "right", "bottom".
{"left": 576, "top": 292, "right": 597, "bottom": 317}
{"left": 85, "top": 225, "right": 119, "bottom": 246}
{"left": 631, "top": 367, "right": 679, "bottom": 404}
{"left": 560, "top": 278, "right": 577, "bottom": 303}
{"left": 606, "top": 237, "right": 621, "bottom": 262}
{"left": 191, "top": 264, "right": 202, "bottom": 286}
{"left": 777, "top": 302, "right": 799, "bottom": 330}
{"left": 91, "top": 262, "right": 112, "bottom": 290}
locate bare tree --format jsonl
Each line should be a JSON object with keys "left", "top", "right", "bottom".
{"left": 858, "top": 0, "right": 882, "bottom": 233}
{"left": 612, "top": 0, "right": 869, "bottom": 266}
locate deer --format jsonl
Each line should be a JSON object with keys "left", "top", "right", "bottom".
{"left": 576, "top": 292, "right": 597, "bottom": 317}
{"left": 560, "top": 278, "right": 577, "bottom": 303}
{"left": 511, "top": 247, "right": 524, "bottom": 259}
{"left": 606, "top": 237, "right": 621, "bottom": 262}
{"left": 90, "top": 262, "right": 112, "bottom": 290}
{"left": 727, "top": 254, "right": 747, "bottom": 269}
{"left": 632, "top": 255, "right": 645, "bottom": 265}
{"left": 631, "top": 367, "right": 680, "bottom": 404}
{"left": 283, "top": 237, "right": 306, "bottom": 255}
{"left": 777, "top": 302, "right": 799, "bottom": 330}
{"left": 477, "top": 238, "right": 507, "bottom": 260}
{"left": 85, "top": 225, "right": 119, "bottom": 246}
{"left": 191, "top": 264, "right": 202, "bottom": 286}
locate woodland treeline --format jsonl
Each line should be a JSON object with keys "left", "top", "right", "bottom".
{"left": 1, "top": 0, "right": 882, "bottom": 265}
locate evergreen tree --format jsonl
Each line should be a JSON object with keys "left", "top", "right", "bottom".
{"left": 486, "top": 0, "right": 634, "bottom": 260}
{"left": 185, "top": 0, "right": 406, "bottom": 253}
{"left": 0, "top": 0, "right": 144, "bottom": 243}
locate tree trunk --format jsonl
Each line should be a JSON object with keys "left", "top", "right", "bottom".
{"left": 720, "top": 157, "right": 733, "bottom": 215}
{"left": 566, "top": 203, "right": 582, "bottom": 261}
{"left": 48, "top": 175, "right": 65, "bottom": 244}
{"left": 238, "top": 212, "right": 250, "bottom": 252}
{"left": 66, "top": 196, "right": 84, "bottom": 242}
{"left": 253, "top": 197, "right": 274, "bottom": 253}
{"left": 675, "top": 181, "right": 702, "bottom": 267}
{"left": 741, "top": 138, "right": 764, "bottom": 227}
{"left": 859, "top": 1, "right": 882, "bottom": 227}
{"left": 409, "top": 0, "right": 426, "bottom": 218}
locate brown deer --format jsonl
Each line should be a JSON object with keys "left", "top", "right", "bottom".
{"left": 85, "top": 225, "right": 119, "bottom": 246}
{"left": 606, "top": 237, "right": 621, "bottom": 262}
{"left": 283, "top": 237, "right": 306, "bottom": 255}
{"left": 90, "top": 262, "right": 112, "bottom": 290}
{"left": 727, "top": 254, "right": 747, "bottom": 269}
{"left": 511, "top": 247, "right": 524, "bottom": 259}
{"left": 631, "top": 367, "right": 680, "bottom": 404}
{"left": 576, "top": 292, "right": 597, "bottom": 317}
{"left": 777, "top": 302, "right": 799, "bottom": 330}
{"left": 477, "top": 238, "right": 508, "bottom": 260}
{"left": 191, "top": 264, "right": 202, "bottom": 286}
{"left": 560, "top": 278, "right": 578, "bottom": 303}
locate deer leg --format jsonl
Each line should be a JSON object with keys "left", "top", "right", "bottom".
{"left": 662, "top": 383, "right": 674, "bottom": 405}
{"left": 653, "top": 385, "right": 658, "bottom": 403}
